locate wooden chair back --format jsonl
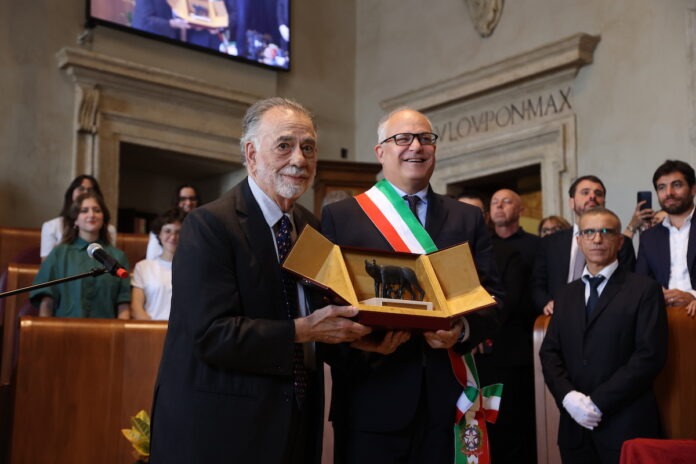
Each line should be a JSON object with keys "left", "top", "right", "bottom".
{"left": 115, "top": 233, "right": 149, "bottom": 269}
{"left": 0, "top": 228, "right": 40, "bottom": 273}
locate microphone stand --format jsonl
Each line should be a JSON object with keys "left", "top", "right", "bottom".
{"left": 0, "top": 268, "right": 109, "bottom": 299}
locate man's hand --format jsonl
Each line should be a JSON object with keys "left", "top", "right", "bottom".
{"left": 685, "top": 300, "right": 696, "bottom": 318}
{"left": 423, "top": 319, "right": 464, "bottom": 349}
{"left": 351, "top": 330, "right": 411, "bottom": 355}
{"left": 294, "top": 305, "right": 371, "bottom": 344}
{"left": 543, "top": 300, "right": 555, "bottom": 316}
{"left": 562, "top": 391, "right": 602, "bottom": 430}
{"left": 663, "top": 288, "right": 696, "bottom": 307}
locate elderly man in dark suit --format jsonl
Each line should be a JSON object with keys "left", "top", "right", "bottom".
{"left": 636, "top": 159, "right": 696, "bottom": 318}
{"left": 532, "top": 175, "right": 636, "bottom": 315}
{"left": 321, "top": 108, "right": 503, "bottom": 463}
{"left": 540, "top": 207, "right": 667, "bottom": 464}
{"left": 149, "top": 97, "right": 370, "bottom": 464}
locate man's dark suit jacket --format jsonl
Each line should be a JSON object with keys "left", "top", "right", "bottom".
{"left": 150, "top": 179, "right": 323, "bottom": 463}
{"left": 636, "top": 221, "right": 696, "bottom": 289}
{"left": 539, "top": 267, "right": 667, "bottom": 457}
{"left": 320, "top": 191, "right": 504, "bottom": 450}
{"left": 532, "top": 228, "right": 636, "bottom": 312}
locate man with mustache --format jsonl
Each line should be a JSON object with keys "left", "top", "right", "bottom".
{"left": 321, "top": 108, "right": 503, "bottom": 463}
{"left": 532, "top": 175, "right": 636, "bottom": 315}
{"left": 149, "top": 97, "right": 371, "bottom": 464}
{"left": 540, "top": 207, "right": 667, "bottom": 464}
{"left": 636, "top": 160, "right": 696, "bottom": 317}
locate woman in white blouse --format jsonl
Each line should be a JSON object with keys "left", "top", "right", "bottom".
{"left": 145, "top": 183, "right": 201, "bottom": 259}
{"left": 131, "top": 208, "right": 186, "bottom": 320}
{"left": 41, "top": 175, "right": 117, "bottom": 260}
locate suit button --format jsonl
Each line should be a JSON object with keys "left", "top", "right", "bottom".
{"left": 582, "top": 360, "right": 588, "bottom": 366}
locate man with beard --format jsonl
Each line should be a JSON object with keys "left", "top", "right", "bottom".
{"left": 636, "top": 160, "right": 696, "bottom": 317}
{"left": 321, "top": 108, "right": 503, "bottom": 463}
{"left": 532, "top": 175, "right": 636, "bottom": 315}
{"left": 149, "top": 97, "right": 371, "bottom": 464}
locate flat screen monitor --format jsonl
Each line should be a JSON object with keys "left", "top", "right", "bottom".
{"left": 87, "top": 0, "right": 290, "bottom": 71}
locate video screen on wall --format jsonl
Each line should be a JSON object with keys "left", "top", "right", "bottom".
{"left": 88, "top": 0, "right": 291, "bottom": 70}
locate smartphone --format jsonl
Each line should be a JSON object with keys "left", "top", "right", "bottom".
{"left": 637, "top": 191, "right": 652, "bottom": 210}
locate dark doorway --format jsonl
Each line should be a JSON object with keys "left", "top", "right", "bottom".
{"left": 118, "top": 142, "right": 241, "bottom": 233}
{"left": 447, "top": 163, "right": 542, "bottom": 232}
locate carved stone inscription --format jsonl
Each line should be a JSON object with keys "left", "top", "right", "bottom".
{"left": 433, "top": 87, "right": 572, "bottom": 143}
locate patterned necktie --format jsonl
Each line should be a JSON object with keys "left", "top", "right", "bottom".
{"left": 585, "top": 275, "right": 605, "bottom": 318}
{"left": 274, "top": 215, "right": 307, "bottom": 408}
{"left": 404, "top": 195, "right": 421, "bottom": 224}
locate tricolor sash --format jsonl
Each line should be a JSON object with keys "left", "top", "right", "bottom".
{"left": 355, "top": 179, "right": 503, "bottom": 464}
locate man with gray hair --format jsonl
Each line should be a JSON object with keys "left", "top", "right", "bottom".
{"left": 150, "top": 97, "right": 371, "bottom": 463}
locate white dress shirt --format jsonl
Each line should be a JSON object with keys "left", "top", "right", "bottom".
{"left": 663, "top": 206, "right": 696, "bottom": 298}
{"left": 581, "top": 259, "right": 619, "bottom": 303}
{"left": 248, "top": 176, "right": 315, "bottom": 367}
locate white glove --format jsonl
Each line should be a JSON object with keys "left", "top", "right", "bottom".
{"left": 562, "top": 391, "right": 602, "bottom": 430}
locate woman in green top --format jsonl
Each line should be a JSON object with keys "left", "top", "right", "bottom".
{"left": 30, "top": 192, "right": 131, "bottom": 319}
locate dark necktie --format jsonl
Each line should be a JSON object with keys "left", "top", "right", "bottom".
{"left": 585, "top": 275, "right": 605, "bottom": 318}
{"left": 274, "top": 215, "right": 307, "bottom": 408}
{"left": 404, "top": 195, "right": 421, "bottom": 224}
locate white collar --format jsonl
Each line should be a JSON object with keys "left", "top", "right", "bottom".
{"left": 582, "top": 259, "right": 619, "bottom": 282}
{"left": 247, "top": 176, "right": 292, "bottom": 228}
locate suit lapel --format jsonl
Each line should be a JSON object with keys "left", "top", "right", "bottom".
{"left": 687, "top": 219, "right": 696, "bottom": 280}
{"left": 558, "top": 229, "right": 573, "bottom": 279}
{"left": 566, "top": 280, "right": 587, "bottom": 331}
{"left": 425, "top": 188, "right": 447, "bottom": 242}
{"left": 654, "top": 226, "right": 671, "bottom": 286}
{"left": 237, "top": 179, "right": 286, "bottom": 306}
{"left": 586, "top": 267, "right": 625, "bottom": 329}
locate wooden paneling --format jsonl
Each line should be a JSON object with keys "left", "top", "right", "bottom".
{"left": 313, "top": 160, "right": 382, "bottom": 217}
{"left": 9, "top": 318, "right": 167, "bottom": 463}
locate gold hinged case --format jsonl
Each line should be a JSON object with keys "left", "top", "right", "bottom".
{"left": 167, "top": 0, "right": 229, "bottom": 28}
{"left": 283, "top": 227, "right": 496, "bottom": 330}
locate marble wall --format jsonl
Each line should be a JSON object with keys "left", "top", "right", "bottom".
{"left": 355, "top": 0, "right": 696, "bottom": 224}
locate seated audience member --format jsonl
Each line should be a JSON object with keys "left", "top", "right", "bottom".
{"left": 41, "top": 175, "right": 116, "bottom": 260}
{"left": 131, "top": 208, "right": 185, "bottom": 320}
{"left": 31, "top": 192, "right": 131, "bottom": 319}
{"left": 146, "top": 184, "right": 201, "bottom": 260}
{"left": 539, "top": 215, "right": 571, "bottom": 237}
{"left": 532, "top": 175, "right": 636, "bottom": 315}
{"left": 636, "top": 160, "right": 696, "bottom": 319}
{"left": 540, "top": 207, "right": 667, "bottom": 464}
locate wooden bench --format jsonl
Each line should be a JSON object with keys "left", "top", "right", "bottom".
{"left": 533, "top": 307, "right": 696, "bottom": 463}
{"left": 8, "top": 317, "right": 167, "bottom": 463}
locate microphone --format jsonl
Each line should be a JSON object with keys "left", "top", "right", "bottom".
{"left": 87, "top": 243, "right": 129, "bottom": 279}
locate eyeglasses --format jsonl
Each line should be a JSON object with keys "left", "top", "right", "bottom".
{"left": 540, "top": 226, "right": 563, "bottom": 236}
{"left": 75, "top": 186, "right": 94, "bottom": 194}
{"left": 179, "top": 196, "right": 198, "bottom": 202}
{"left": 380, "top": 132, "right": 439, "bottom": 146}
{"left": 577, "top": 228, "right": 620, "bottom": 240}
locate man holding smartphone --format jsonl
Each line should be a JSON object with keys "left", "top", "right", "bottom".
{"left": 636, "top": 159, "right": 696, "bottom": 317}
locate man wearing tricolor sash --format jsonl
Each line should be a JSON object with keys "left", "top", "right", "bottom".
{"left": 321, "top": 108, "right": 504, "bottom": 463}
